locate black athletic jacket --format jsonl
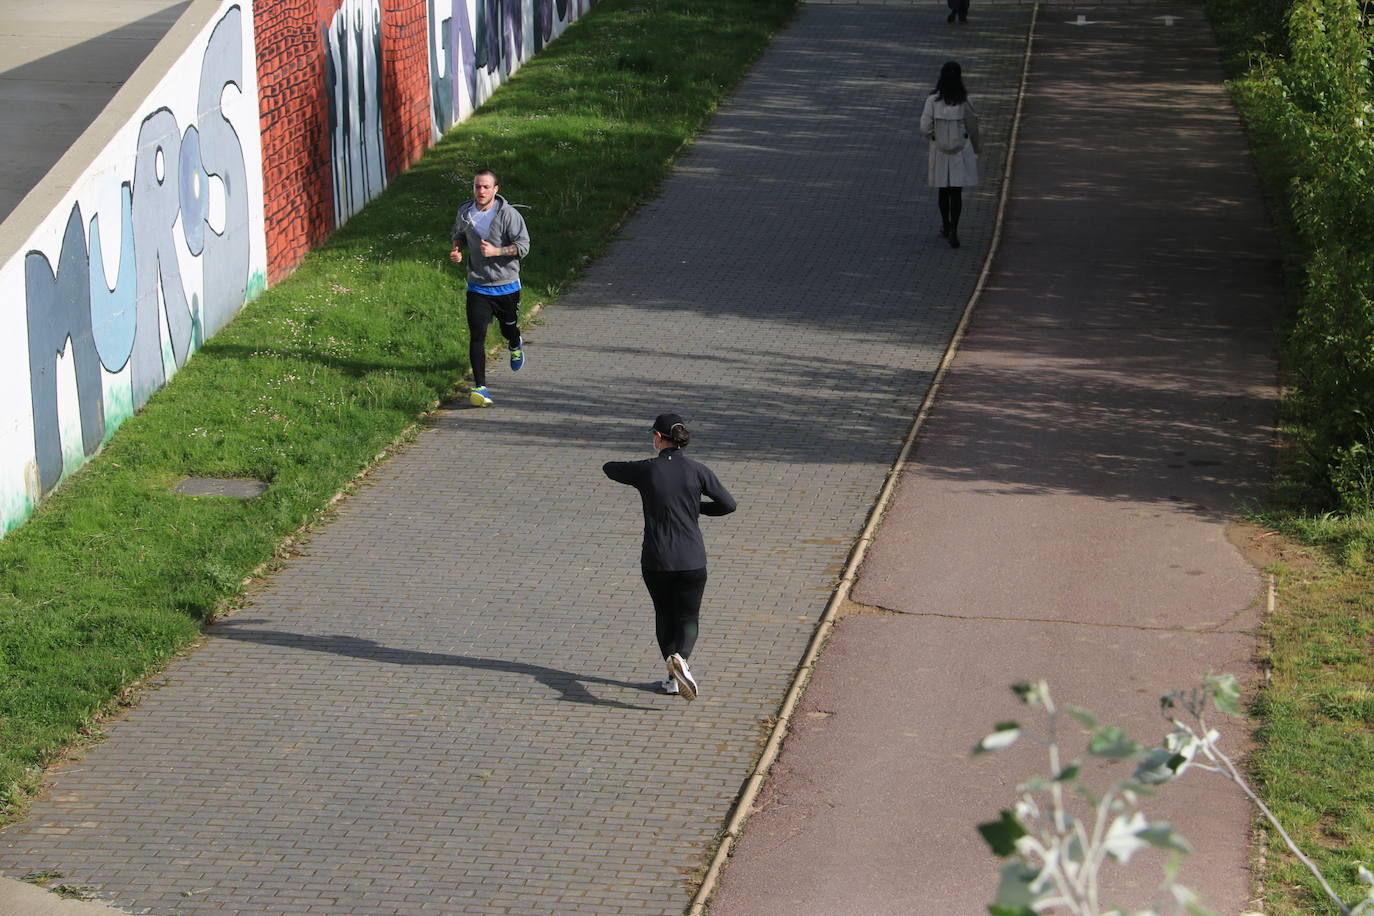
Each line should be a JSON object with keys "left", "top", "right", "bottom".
{"left": 603, "top": 448, "right": 737, "bottom": 571}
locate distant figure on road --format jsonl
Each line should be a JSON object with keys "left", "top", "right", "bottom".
{"left": 921, "top": 60, "right": 981, "bottom": 249}
{"left": 449, "top": 169, "right": 530, "bottom": 407}
{"left": 946, "top": 0, "right": 969, "bottom": 24}
{"left": 603, "top": 413, "right": 737, "bottom": 702}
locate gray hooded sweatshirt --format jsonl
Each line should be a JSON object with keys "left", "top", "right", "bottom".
{"left": 450, "top": 194, "right": 530, "bottom": 289}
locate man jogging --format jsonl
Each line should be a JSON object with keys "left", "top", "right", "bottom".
{"left": 449, "top": 169, "right": 530, "bottom": 407}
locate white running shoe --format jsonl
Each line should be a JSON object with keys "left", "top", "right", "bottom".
{"left": 659, "top": 676, "right": 679, "bottom": 695}
{"left": 668, "top": 653, "right": 697, "bottom": 701}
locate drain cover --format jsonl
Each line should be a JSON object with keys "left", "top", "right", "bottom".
{"left": 174, "top": 477, "right": 269, "bottom": 499}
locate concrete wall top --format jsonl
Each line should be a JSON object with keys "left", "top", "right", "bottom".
{"left": 0, "top": 0, "right": 222, "bottom": 259}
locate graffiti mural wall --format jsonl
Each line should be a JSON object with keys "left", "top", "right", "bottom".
{"left": 0, "top": 0, "right": 591, "bottom": 536}
{"left": 326, "top": 0, "right": 388, "bottom": 226}
{"left": 428, "top": 0, "right": 592, "bottom": 137}
{"left": 258, "top": 0, "right": 590, "bottom": 282}
{"left": 0, "top": 2, "right": 268, "bottom": 534}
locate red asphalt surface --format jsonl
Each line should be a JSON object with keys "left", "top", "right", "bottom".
{"left": 709, "top": 5, "right": 1277, "bottom": 915}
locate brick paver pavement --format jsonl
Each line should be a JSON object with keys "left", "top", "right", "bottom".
{"left": 0, "top": 6, "right": 1032, "bottom": 914}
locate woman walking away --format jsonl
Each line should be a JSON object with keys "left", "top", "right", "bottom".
{"left": 603, "top": 413, "right": 737, "bottom": 701}
{"left": 921, "top": 60, "right": 981, "bottom": 249}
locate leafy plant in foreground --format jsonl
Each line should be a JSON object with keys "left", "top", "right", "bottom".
{"left": 974, "top": 676, "right": 1374, "bottom": 916}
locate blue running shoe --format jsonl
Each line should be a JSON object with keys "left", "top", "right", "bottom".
{"left": 468, "top": 385, "right": 493, "bottom": 407}
{"left": 509, "top": 344, "right": 524, "bottom": 371}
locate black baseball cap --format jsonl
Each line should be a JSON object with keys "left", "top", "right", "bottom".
{"left": 652, "top": 413, "right": 686, "bottom": 436}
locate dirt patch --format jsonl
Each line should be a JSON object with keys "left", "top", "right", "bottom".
{"left": 1226, "top": 521, "right": 1321, "bottom": 574}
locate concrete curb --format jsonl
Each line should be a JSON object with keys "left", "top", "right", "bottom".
{"left": 0, "top": 0, "right": 220, "bottom": 257}
{"left": 0, "top": 877, "right": 128, "bottom": 916}
{"left": 684, "top": 5, "right": 1042, "bottom": 913}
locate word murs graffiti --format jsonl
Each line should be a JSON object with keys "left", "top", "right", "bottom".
{"left": 23, "top": 5, "right": 251, "bottom": 496}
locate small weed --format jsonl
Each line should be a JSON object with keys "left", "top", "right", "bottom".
{"left": 51, "top": 884, "right": 97, "bottom": 900}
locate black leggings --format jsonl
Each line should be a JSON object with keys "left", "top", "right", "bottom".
{"left": 642, "top": 567, "right": 707, "bottom": 661}
{"left": 465, "top": 290, "right": 522, "bottom": 386}
{"left": 938, "top": 186, "right": 963, "bottom": 230}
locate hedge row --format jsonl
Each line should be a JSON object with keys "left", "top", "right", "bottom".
{"left": 1209, "top": 0, "right": 1374, "bottom": 510}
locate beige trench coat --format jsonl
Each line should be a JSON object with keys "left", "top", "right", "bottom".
{"left": 920, "top": 95, "right": 981, "bottom": 187}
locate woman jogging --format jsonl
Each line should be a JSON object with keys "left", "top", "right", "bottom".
{"left": 920, "top": 60, "right": 981, "bottom": 249}
{"left": 603, "top": 413, "right": 737, "bottom": 701}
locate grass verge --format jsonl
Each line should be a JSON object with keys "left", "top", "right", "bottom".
{"left": 1202, "top": 0, "right": 1374, "bottom": 911}
{"left": 0, "top": 0, "right": 796, "bottom": 820}
{"left": 1248, "top": 554, "right": 1374, "bottom": 914}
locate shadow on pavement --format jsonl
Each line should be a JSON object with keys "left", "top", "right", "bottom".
{"left": 210, "top": 618, "right": 664, "bottom": 711}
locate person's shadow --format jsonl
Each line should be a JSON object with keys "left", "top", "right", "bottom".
{"left": 211, "top": 619, "right": 664, "bottom": 711}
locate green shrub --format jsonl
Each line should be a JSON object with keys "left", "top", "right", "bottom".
{"left": 1332, "top": 436, "right": 1374, "bottom": 513}
{"left": 1216, "top": 0, "right": 1374, "bottom": 505}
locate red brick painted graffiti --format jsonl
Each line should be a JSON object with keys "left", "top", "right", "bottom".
{"left": 254, "top": 0, "right": 336, "bottom": 284}
{"left": 382, "top": 0, "right": 432, "bottom": 180}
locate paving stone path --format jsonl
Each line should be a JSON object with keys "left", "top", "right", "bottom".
{"left": 0, "top": 6, "right": 1033, "bottom": 914}
{"left": 708, "top": 3, "right": 1277, "bottom": 912}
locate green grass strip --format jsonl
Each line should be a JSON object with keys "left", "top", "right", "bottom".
{"left": 0, "top": 0, "right": 795, "bottom": 818}
{"left": 1250, "top": 562, "right": 1374, "bottom": 915}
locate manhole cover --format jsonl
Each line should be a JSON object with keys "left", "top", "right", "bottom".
{"left": 174, "top": 477, "right": 269, "bottom": 499}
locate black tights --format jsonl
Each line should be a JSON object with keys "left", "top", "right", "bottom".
{"left": 642, "top": 567, "right": 707, "bottom": 661}
{"left": 465, "top": 290, "right": 522, "bottom": 386}
{"left": 938, "top": 186, "right": 963, "bottom": 231}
